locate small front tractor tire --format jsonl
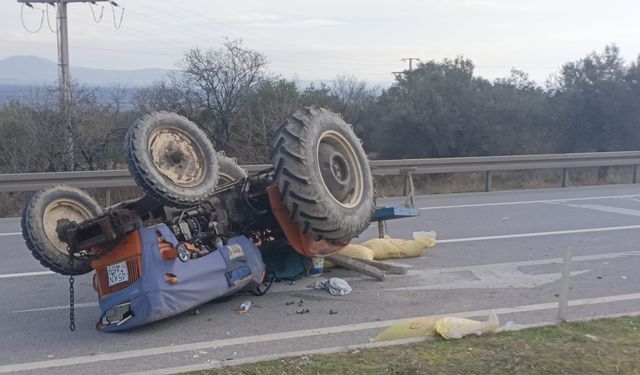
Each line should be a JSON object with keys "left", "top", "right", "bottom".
{"left": 217, "top": 152, "right": 248, "bottom": 185}
{"left": 22, "top": 185, "right": 101, "bottom": 275}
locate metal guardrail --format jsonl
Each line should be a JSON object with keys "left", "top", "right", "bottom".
{"left": 1, "top": 152, "right": 639, "bottom": 197}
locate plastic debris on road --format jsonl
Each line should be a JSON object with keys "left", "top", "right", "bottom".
{"left": 372, "top": 311, "right": 499, "bottom": 342}
{"left": 326, "top": 231, "right": 437, "bottom": 269}
{"left": 310, "top": 277, "right": 352, "bottom": 295}
{"left": 237, "top": 300, "right": 252, "bottom": 314}
{"left": 372, "top": 317, "right": 439, "bottom": 342}
{"left": 499, "top": 320, "right": 529, "bottom": 332}
{"left": 336, "top": 244, "right": 375, "bottom": 260}
{"left": 434, "top": 311, "right": 499, "bottom": 339}
{"left": 360, "top": 231, "right": 436, "bottom": 260}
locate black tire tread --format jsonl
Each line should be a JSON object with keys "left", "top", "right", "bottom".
{"left": 124, "top": 111, "right": 219, "bottom": 208}
{"left": 271, "top": 106, "right": 374, "bottom": 241}
{"left": 21, "top": 185, "right": 100, "bottom": 275}
{"left": 216, "top": 152, "right": 247, "bottom": 183}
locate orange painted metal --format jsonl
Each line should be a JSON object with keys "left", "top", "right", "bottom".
{"left": 91, "top": 230, "right": 143, "bottom": 299}
{"left": 159, "top": 240, "right": 176, "bottom": 260}
{"left": 266, "top": 185, "right": 345, "bottom": 257}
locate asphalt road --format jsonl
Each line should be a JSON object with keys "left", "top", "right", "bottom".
{"left": 1, "top": 184, "right": 640, "bottom": 374}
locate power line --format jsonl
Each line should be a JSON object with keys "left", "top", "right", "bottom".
{"left": 20, "top": 3, "right": 44, "bottom": 33}
{"left": 15, "top": 0, "right": 121, "bottom": 171}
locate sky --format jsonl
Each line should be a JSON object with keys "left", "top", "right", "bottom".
{"left": 2, "top": 0, "right": 640, "bottom": 85}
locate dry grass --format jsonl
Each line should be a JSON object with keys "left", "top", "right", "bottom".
{"left": 374, "top": 166, "right": 635, "bottom": 198}
{"left": 197, "top": 316, "right": 640, "bottom": 375}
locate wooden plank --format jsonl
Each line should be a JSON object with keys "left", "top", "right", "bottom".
{"left": 325, "top": 254, "right": 387, "bottom": 281}
{"left": 355, "top": 258, "right": 410, "bottom": 275}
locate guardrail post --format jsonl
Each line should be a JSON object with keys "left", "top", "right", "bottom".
{"left": 634, "top": 165, "right": 639, "bottom": 184}
{"left": 561, "top": 168, "right": 569, "bottom": 188}
{"left": 105, "top": 188, "right": 111, "bottom": 207}
{"left": 557, "top": 248, "right": 573, "bottom": 323}
{"left": 485, "top": 171, "right": 492, "bottom": 192}
{"left": 400, "top": 168, "right": 416, "bottom": 208}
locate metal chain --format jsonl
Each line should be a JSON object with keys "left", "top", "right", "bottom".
{"left": 68, "top": 246, "right": 75, "bottom": 332}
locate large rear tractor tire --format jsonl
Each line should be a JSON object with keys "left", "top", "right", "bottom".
{"left": 124, "top": 112, "right": 219, "bottom": 208}
{"left": 22, "top": 185, "right": 101, "bottom": 275}
{"left": 217, "top": 152, "right": 247, "bottom": 185}
{"left": 271, "top": 107, "right": 374, "bottom": 242}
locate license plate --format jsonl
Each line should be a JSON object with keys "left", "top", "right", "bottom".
{"left": 107, "top": 261, "right": 129, "bottom": 287}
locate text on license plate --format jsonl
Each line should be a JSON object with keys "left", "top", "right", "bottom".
{"left": 107, "top": 261, "right": 129, "bottom": 287}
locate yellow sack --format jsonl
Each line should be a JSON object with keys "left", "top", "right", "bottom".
{"left": 372, "top": 317, "right": 438, "bottom": 342}
{"left": 361, "top": 231, "right": 436, "bottom": 260}
{"left": 336, "top": 244, "right": 375, "bottom": 261}
{"left": 434, "top": 311, "right": 499, "bottom": 339}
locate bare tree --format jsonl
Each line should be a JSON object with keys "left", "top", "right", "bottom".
{"left": 228, "top": 79, "right": 300, "bottom": 163}
{"left": 178, "top": 39, "right": 268, "bottom": 150}
{"left": 330, "top": 74, "right": 377, "bottom": 127}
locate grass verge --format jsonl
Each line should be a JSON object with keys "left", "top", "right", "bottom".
{"left": 197, "top": 316, "right": 640, "bottom": 375}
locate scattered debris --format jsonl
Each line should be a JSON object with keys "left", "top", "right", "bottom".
{"left": 237, "top": 300, "right": 252, "bottom": 314}
{"left": 372, "top": 317, "right": 438, "bottom": 342}
{"left": 372, "top": 312, "right": 500, "bottom": 342}
{"left": 435, "top": 311, "right": 499, "bottom": 339}
{"left": 296, "top": 309, "right": 310, "bottom": 314}
{"left": 585, "top": 334, "right": 601, "bottom": 342}
{"left": 310, "top": 277, "right": 352, "bottom": 296}
{"left": 308, "top": 257, "right": 324, "bottom": 277}
{"left": 286, "top": 301, "right": 295, "bottom": 306}
{"left": 499, "top": 321, "right": 529, "bottom": 332}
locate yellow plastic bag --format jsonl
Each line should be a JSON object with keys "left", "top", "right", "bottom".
{"left": 371, "top": 317, "right": 438, "bottom": 342}
{"left": 360, "top": 231, "right": 436, "bottom": 260}
{"left": 434, "top": 311, "right": 499, "bottom": 339}
{"left": 336, "top": 244, "right": 375, "bottom": 261}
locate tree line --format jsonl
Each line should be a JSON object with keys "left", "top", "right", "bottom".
{"left": 1, "top": 41, "right": 639, "bottom": 174}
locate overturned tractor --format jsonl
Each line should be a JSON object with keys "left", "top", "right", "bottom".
{"left": 21, "top": 107, "right": 374, "bottom": 331}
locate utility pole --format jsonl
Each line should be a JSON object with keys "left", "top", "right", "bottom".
{"left": 401, "top": 57, "right": 421, "bottom": 72}
{"left": 17, "top": 0, "right": 112, "bottom": 170}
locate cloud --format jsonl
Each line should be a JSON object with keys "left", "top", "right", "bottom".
{"left": 243, "top": 18, "right": 346, "bottom": 28}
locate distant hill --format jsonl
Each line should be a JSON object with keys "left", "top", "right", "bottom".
{"left": 0, "top": 56, "right": 170, "bottom": 86}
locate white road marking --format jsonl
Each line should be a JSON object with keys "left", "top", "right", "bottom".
{"left": 0, "top": 271, "right": 54, "bottom": 279}
{"left": 438, "top": 224, "right": 640, "bottom": 243}
{"left": 419, "top": 250, "right": 640, "bottom": 273}
{"left": 123, "top": 338, "right": 430, "bottom": 375}
{"left": 0, "top": 232, "right": 20, "bottom": 237}
{"left": 124, "top": 310, "right": 640, "bottom": 375}
{"left": 1, "top": 194, "right": 639, "bottom": 238}
{"left": 12, "top": 302, "right": 98, "bottom": 313}
{"left": 418, "top": 194, "right": 640, "bottom": 210}
{"left": 388, "top": 269, "right": 591, "bottom": 291}
{"left": 560, "top": 203, "right": 640, "bottom": 217}
{"left": 387, "top": 251, "right": 640, "bottom": 291}
{"left": 1, "top": 292, "right": 640, "bottom": 374}
{"left": 3, "top": 226, "right": 640, "bottom": 279}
